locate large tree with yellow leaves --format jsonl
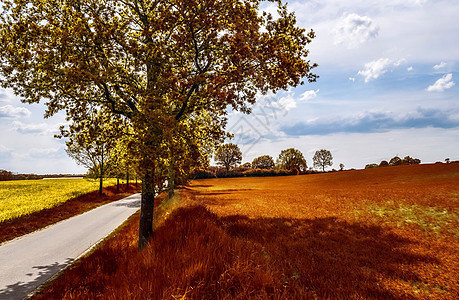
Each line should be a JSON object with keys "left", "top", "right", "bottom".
{"left": 0, "top": 0, "right": 317, "bottom": 248}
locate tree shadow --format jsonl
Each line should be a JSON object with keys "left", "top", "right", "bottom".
{"left": 216, "top": 213, "right": 440, "bottom": 298}
{"left": 0, "top": 258, "right": 74, "bottom": 300}
{"left": 113, "top": 199, "right": 141, "bottom": 209}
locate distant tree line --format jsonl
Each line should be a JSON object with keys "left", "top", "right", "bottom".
{"left": 365, "top": 155, "right": 421, "bottom": 169}
{"left": 192, "top": 144, "right": 338, "bottom": 179}
{"left": 0, "top": 169, "right": 83, "bottom": 181}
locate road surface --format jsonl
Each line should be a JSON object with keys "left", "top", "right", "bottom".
{"left": 0, "top": 193, "right": 141, "bottom": 300}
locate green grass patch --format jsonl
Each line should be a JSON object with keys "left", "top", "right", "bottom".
{"left": 153, "top": 191, "right": 182, "bottom": 229}
{"left": 0, "top": 178, "right": 118, "bottom": 222}
{"left": 366, "top": 202, "right": 458, "bottom": 236}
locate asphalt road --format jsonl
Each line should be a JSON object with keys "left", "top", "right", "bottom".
{"left": 0, "top": 193, "right": 141, "bottom": 300}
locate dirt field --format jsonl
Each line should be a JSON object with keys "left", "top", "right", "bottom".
{"left": 35, "top": 163, "right": 459, "bottom": 299}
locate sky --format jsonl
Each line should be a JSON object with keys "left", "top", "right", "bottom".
{"left": 1, "top": 0, "right": 458, "bottom": 174}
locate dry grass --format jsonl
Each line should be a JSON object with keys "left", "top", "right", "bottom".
{"left": 0, "top": 184, "right": 140, "bottom": 244}
{"left": 35, "top": 163, "right": 459, "bottom": 299}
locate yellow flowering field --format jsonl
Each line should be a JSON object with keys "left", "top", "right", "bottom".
{"left": 0, "top": 178, "right": 118, "bottom": 222}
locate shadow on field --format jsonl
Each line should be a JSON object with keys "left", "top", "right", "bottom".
{"left": 33, "top": 205, "right": 443, "bottom": 299}
{"left": 217, "top": 212, "right": 439, "bottom": 298}
{"left": 0, "top": 258, "right": 74, "bottom": 300}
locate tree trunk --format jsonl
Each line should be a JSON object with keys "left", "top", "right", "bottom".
{"left": 168, "top": 161, "right": 175, "bottom": 199}
{"left": 138, "top": 171, "right": 156, "bottom": 249}
{"left": 126, "top": 170, "right": 130, "bottom": 189}
{"left": 99, "top": 161, "right": 103, "bottom": 196}
{"left": 117, "top": 177, "right": 120, "bottom": 192}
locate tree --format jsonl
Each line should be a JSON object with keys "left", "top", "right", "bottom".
{"left": 0, "top": 169, "right": 14, "bottom": 181}
{"left": 58, "top": 108, "right": 124, "bottom": 195}
{"left": 402, "top": 156, "right": 421, "bottom": 165}
{"left": 379, "top": 160, "right": 389, "bottom": 167}
{"left": 389, "top": 156, "right": 402, "bottom": 166}
{"left": 0, "top": 0, "right": 317, "bottom": 248}
{"left": 215, "top": 143, "right": 242, "bottom": 174}
{"left": 339, "top": 163, "right": 345, "bottom": 171}
{"left": 365, "top": 163, "right": 379, "bottom": 169}
{"left": 241, "top": 162, "right": 252, "bottom": 168}
{"left": 313, "top": 149, "right": 333, "bottom": 172}
{"left": 252, "top": 155, "right": 275, "bottom": 169}
{"left": 276, "top": 148, "right": 307, "bottom": 173}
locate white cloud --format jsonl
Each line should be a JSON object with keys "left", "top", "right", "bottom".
{"left": 12, "top": 121, "right": 57, "bottom": 135}
{"left": 0, "top": 105, "right": 31, "bottom": 119}
{"left": 426, "top": 73, "right": 455, "bottom": 92}
{"left": 333, "top": 13, "right": 379, "bottom": 48}
{"left": 433, "top": 62, "right": 447, "bottom": 70}
{"left": 274, "top": 92, "right": 296, "bottom": 111}
{"left": 299, "top": 89, "right": 319, "bottom": 101}
{"left": 407, "top": 66, "right": 414, "bottom": 72}
{"left": 357, "top": 58, "right": 406, "bottom": 82}
{"left": 349, "top": 77, "right": 356, "bottom": 82}
{"left": 393, "top": 58, "right": 406, "bottom": 66}
{"left": 357, "top": 58, "right": 391, "bottom": 82}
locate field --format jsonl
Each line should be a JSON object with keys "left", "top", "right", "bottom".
{"left": 35, "top": 163, "right": 458, "bottom": 299}
{"left": 0, "top": 178, "right": 119, "bottom": 223}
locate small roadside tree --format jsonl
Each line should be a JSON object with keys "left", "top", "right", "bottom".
{"left": 252, "top": 155, "right": 275, "bottom": 169}
{"left": 215, "top": 143, "right": 242, "bottom": 174}
{"left": 276, "top": 148, "right": 307, "bottom": 173}
{"left": 59, "top": 108, "right": 124, "bottom": 195}
{"left": 313, "top": 149, "right": 333, "bottom": 172}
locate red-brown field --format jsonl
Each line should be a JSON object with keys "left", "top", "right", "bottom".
{"left": 35, "top": 163, "right": 458, "bottom": 299}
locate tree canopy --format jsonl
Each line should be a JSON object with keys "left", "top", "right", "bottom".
{"left": 252, "top": 155, "right": 274, "bottom": 169}
{"left": 313, "top": 149, "right": 333, "bottom": 172}
{"left": 215, "top": 143, "right": 242, "bottom": 173}
{"left": 276, "top": 148, "right": 307, "bottom": 173}
{"left": 0, "top": 0, "right": 318, "bottom": 248}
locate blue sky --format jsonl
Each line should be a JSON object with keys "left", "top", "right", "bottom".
{"left": 1, "top": 0, "right": 458, "bottom": 173}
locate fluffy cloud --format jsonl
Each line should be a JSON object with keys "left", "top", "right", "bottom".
{"left": 0, "top": 105, "right": 31, "bottom": 119}
{"left": 333, "top": 13, "right": 379, "bottom": 48}
{"left": 267, "top": 91, "right": 296, "bottom": 112}
{"left": 299, "top": 89, "right": 319, "bottom": 101}
{"left": 357, "top": 58, "right": 391, "bottom": 82}
{"left": 357, "top": 58, "right": 406, "bottom": 82}
{"left": 433, "top": 62, "right": 447, "bottom": 70}
{"left": 426, "top": 73, "right": 455, "bottom": 92}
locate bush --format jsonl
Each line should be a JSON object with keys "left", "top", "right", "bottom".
{"left": 191, "top": 168, "right": 216, "bottom": 179}
{"left": 379, "top": 161, "right": 389, "bottom": 167}
{"left": 389, "top": 156, "right": 402, "bottom": 166}
{"left": 365, "top": 164, "right": 379, "bottom": 169}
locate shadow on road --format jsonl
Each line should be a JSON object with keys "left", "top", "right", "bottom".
{"left": 114, "top": 199, "right": 141, "bottom": 209}
{"left": 0, "top": 258, "right": 74, "bottom": 300}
